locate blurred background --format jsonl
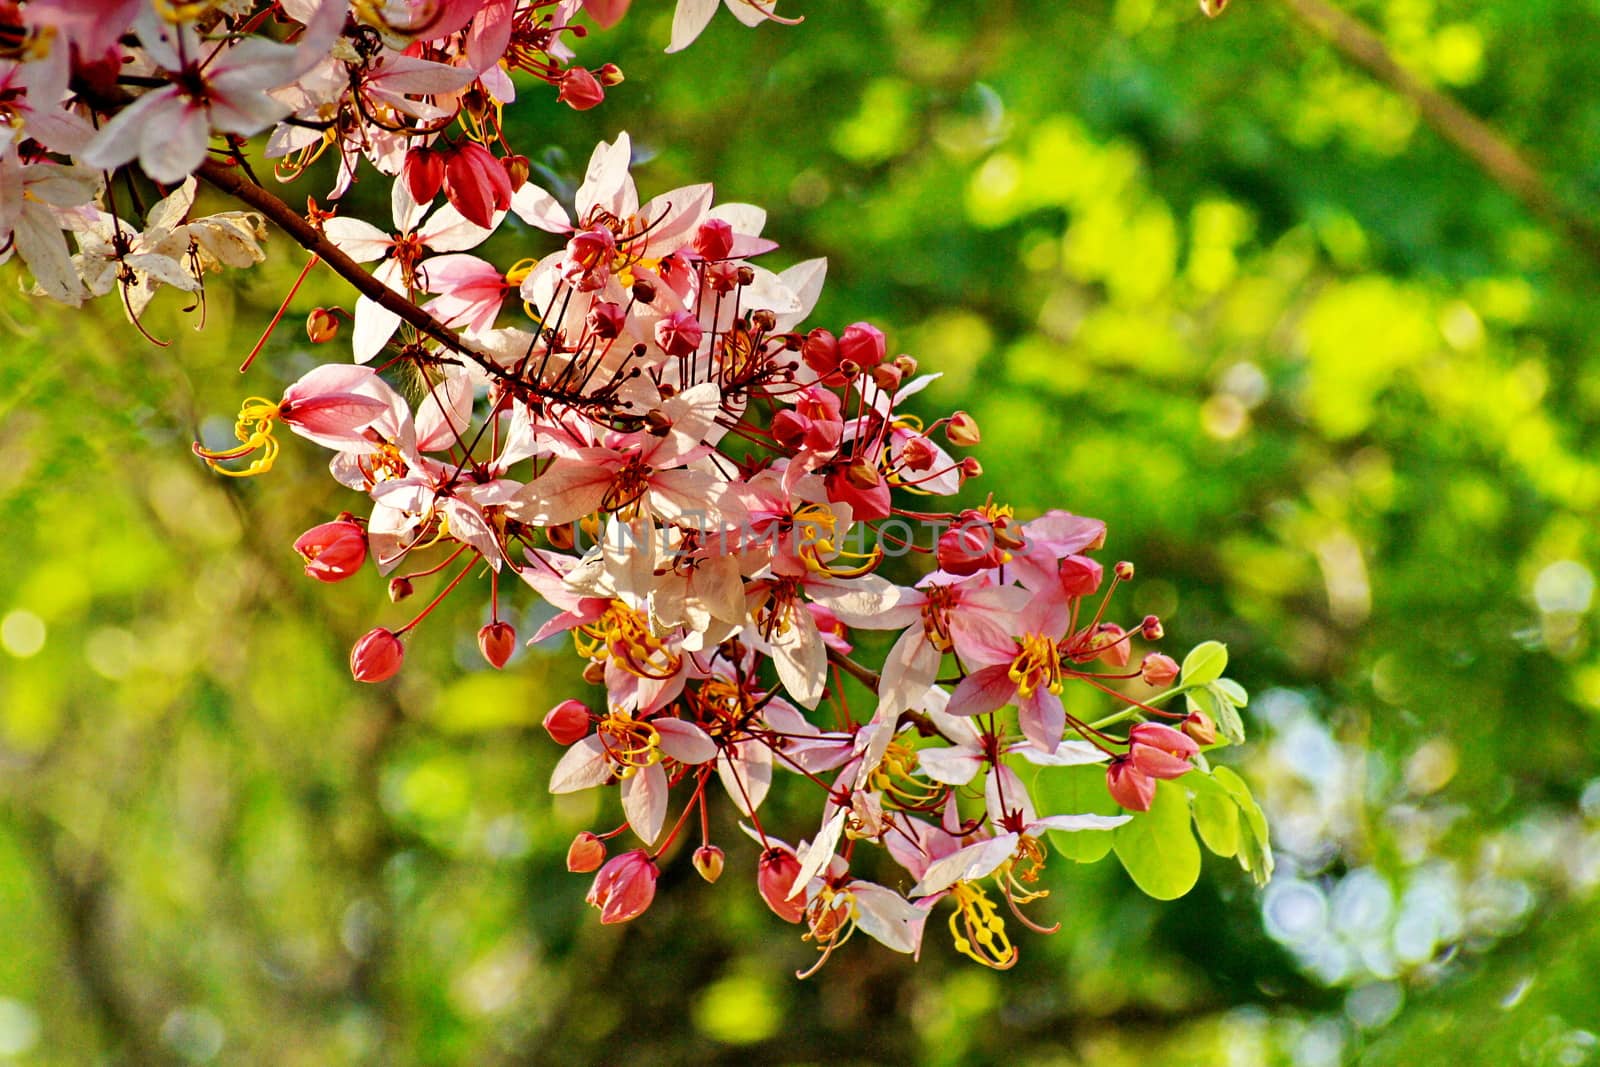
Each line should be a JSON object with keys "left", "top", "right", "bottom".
{"left": 3, "top": 0, "right": 1600, "bottom": 1062}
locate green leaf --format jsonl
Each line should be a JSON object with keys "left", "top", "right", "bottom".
{"left": 1206, "top": 683, "right": 1247, "bottom": 745}
{"left": 1113, "top": 779, "right": 1201, "bottom": 900}
{"left": 1180, "top": 641, "right": 1228, "bottom": 687}
{"left": 1033, "top": 764, "right": 1120, "bottom": 863}
{"left": 1187, "top": 773, "right": 1241, "bottom": 858}
{"left": 1213, "top": 677, "right": 1248, "bottom": 707}
{"left": 1212, "top": 766, "right": 1275, "bottom": 886}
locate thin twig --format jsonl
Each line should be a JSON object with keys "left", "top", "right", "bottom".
{"left": 1275, "top": 0, "right": 1600, "bottom": 269}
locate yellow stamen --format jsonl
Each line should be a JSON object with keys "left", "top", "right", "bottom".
{"left": 1008, "top": 634, "right": 1062, "bottom": 698}
{"left": 575, "top": 601, "right": 682, "bottom": 679}
{"left": 192, "top": 397, "right": 280, "bottom": 478}
{"left": 948, "top": 881, "right": 1018, "bottom": 969}
{"left": 595, "top": 709, "right": 661, "bottom": 779}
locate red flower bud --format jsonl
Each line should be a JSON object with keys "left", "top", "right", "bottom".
{"left": 441, "top": 141, "right": 513, "bottom": 228}
{"left": 1141, "top": 614, "right": 1164, "bottom": 641}
{"left": 801, "top": 328, "right": 840, "bottom": 379}
{"left": 758, "top": 848, "right": 806, "bottom": 923}
{"left": 557, "top": 66, "right": 606, "bottom": 111}
{"left": 654, "top": 310, "right": 704, "bottom": 357}
{"left": 1139, "top": 652, "right": 1180, "bottom": 687}
{"left": 478, "top": 621, "right": 516, "bottom": 669}
{"left": 587, "top": 300, "right": 626, "bottom": 339}
{"left": 402, "top": 145, "right": 444, "bottom": 204}
{"left": 544, "top": 699, "right": 592, "bottom": 745}
{"left": 306, "top": 307, "right": 340, "bottom": 343}
{"left": 1058, "top": 554, "right": 1103, "bottom": 597}
{"left": 388, "top": 577, "right": 413, "bottom": 602}
{"left": 1114, "top": 560, "right": 1135, "bottom": 581}
{"left": 944, "top": 410, "right": 981, "bottom": 446}
{"left": 1129, "top": 722, "right": 1199, "bottom": 779}
{"left": 1107, "top": 757, "right": 1155, "bottom": 812}
{"left": 586, "top": 850, "right": 658, "bottom": 924}
{"left": 937, "top": 511, "right": 1008, "bottom": 577}
{"left": 595, "top": 62, "right": 625, "bottom": 86}
{"left": 293, "top": 519, "right": 367, "bottom": 582}
{"left": 567, "top": 831, "right": 606, "bottom": 872}
{"left": 692, "top": 218, "right": 734, "bottom": 261}
{"left": 350, "top": 627, "right": 403, "bottom": 683}
{"left": 838, "top": 322, "right": 886, "bottom": 369}
{"left": 692, "top": 844, "right": 725, "bottom": 883}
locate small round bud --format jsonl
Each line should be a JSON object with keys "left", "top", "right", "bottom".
{"left": 630, "top": 279, "right": 656, "bottom": 304}
{"left": 750, "top": 308, "right": 777, "bottom": 332}
{"left": 692, "top": 845, "right": 725, "bottom": 883}
{"left": 349, "top": 628, "right": 403, "bottom": 683}
{"left": 388, "top": 577, "right": 413, "bottom": 602}
{"left": 502, "top": 153, "right": 531, "bottom": 190}
{"left": 1141, "top": 614, "right": 1164, "bottom": 641}
{"left": 1182, "top": 711, "right": 1219, "bottom": 746}
{"left": 845, "top": 456, "right": 881, "bottom": 491}
{"left": 1114, "top": 560, "right": 1135, "bottom": 581}
{"left": 596, "top": 62, "right": 625, "bottom": 86}
{"left": 557, "top": 66, "right": 605, "bottom": 111}
{"left": 586, "top": 300, "right": 626, "bottom": 339}
{"left": 478, "top": 621, "right": 517, "bottom": 669}
{"left": 735, "top": 265, "right": 755, "bottom": 286}
{"left": 654, "top": 310, "right": 704, "bottom": 357}
{"left": 582, "top": 660, "right": 606, "bottom": 685}
{"left": 1139, "top": 652, "right": 1181, "bottom": 687}
{"left": 306, "top": 307, "right": 340, "bottom": 343}
{"left": 544, "top": 699, "right": 592, "bottom": 746}
{"left": 893, "top": 353, "right": 918, "bottom": 377}
{"left": 945, "top": 411, "right": 981, "bottom": 447}
{"left": 546, "top": 523, "right": 576, "bottom": 551}
{"left": 567, "top": 831, "right": 606, "bottom": 873}
{"left": 871, "top": 363, "right": 902, "bottom": 391}
{"left": 838, "top": 322, "right": 886, "bottom": 369}
{"left": 692, "top": 218, "right": 734, "bottom": 261}
{"left": 958, "top": 456, "right": 983, "bottom": 479}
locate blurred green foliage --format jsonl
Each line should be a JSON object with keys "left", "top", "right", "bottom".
{"left": 4, "top": 0, "right": 1600, "bottom": 1063}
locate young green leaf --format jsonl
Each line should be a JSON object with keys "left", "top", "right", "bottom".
{"left": 1180, "top": 641, "right": 1228, "bottom": 687}
{"left": 1034, "top": 764, "right": 1121, "bottom": 863}
{"left": 1187, "top": 773, "right": 1241, "bottom": 858}
{"left": 1113, "top": 779, "right": 1201, "bottom": 900}
{"left": 1212, "top": 766, "right": 1274, "bottom": 885}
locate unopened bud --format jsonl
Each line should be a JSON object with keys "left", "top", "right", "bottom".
{"left": 567, "top": 831, "right": 606, "bottom": 872}
{"left": 387, "top": 576, "right": 413, "bottom": 602}
{"left": 587, "top": 300, "right": 626, "bottom": 339}
{"left": 1114, "top": 560, "right": 1135, "bottom": 581}
{"left": 402, "top": 145, "right": 444, "bottom": 203}
{"left": 750, "top": 308, "right": 777, "bottom": 332}
{"left": 502, "top": 153, "right": 530, "bottom": 190}
{"left": 1182, "top": 710, "right": 1218, "bottom": 746}
{"left": 1199, "top": 0, "right": 1228, "bottom": 16}
{"left": 958, "top": 456, "right": 983, "bottom": 480}
{"left": 1140, "top": 652, "right": 1180, "bottom": 687}
{"left": 654, "top": 310, "right": 704, "bottom": 357}
{"left": 871, "top": 362, "right": 902, "bottom": 391}
{"left": 596, "top": 62, "right": 625, "bottom": 86}
{"left": 735, "top": 265, "right": 755, "bottom": 286}
{"left": 757, "top": 848, "right": 806, "bottom": 922}
{"left": 478, "top": 621, "right": 516, "bottom": 669}
{"left": 893, "top": 353, "right": 918, "bottom": 377}
{"left": 293, "top": 519, "right": 366, "bottom": 582}
{"left": 838, "top": 322, "right": 886, "bottom": 369}
{"left": 692, "top": 218, "right": 734, "bottom": 261}
{"left": 306, "top": 307, "right": 340, "bottom": 343}
{"left": 557, "top": 66, "right": 605, "bottom": 111}
{"left": 349, "top": 627, "right": 404, "bottom": 683}
{"left": 630, "top": 279, "right": 656, "bottom": 304}
{"left": 582, "top": 660, "right": 606, "bottom": 685}
{"left": 692, "top": 844, "right": 725, "bottom": 883}
{"left": 544, "top": 698, "right": 592, "bottom": 745}
{"left": 945, "top": 410, "right": 981, "bottom": 447}
{"left": 587, "top": 850, "right": 658, "bottom": 924}
{"left": 1141, "top": 614, "right": 1164, "bottom": 641}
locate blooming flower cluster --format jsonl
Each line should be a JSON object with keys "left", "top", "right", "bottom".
{"left": 2, "top": 0, "right": 1266, "bottom": 974}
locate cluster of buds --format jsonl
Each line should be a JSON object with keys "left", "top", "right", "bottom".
{"left": 1, "top": 0, "right": 1257, "bottom": 976}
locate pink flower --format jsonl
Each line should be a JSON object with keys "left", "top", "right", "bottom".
{"left": 586, "top": 850, "right": 658, "bottom": 924}
{"left": 293, "top": 520, "right": 368, "bottom": 582}
{"left": 758, "top": 847, "right": 806, "bottom": 923}
{"left": 1106, "top": 757, "right": 1155, "bottom": 812}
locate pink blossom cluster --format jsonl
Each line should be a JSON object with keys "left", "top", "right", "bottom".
{"left": 1, "top": 0, "right": 1251, "bottom": 974}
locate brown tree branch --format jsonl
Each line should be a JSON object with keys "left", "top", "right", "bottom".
{"left": 1274, "top": 0, "right": 1600, "bottom": 270}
